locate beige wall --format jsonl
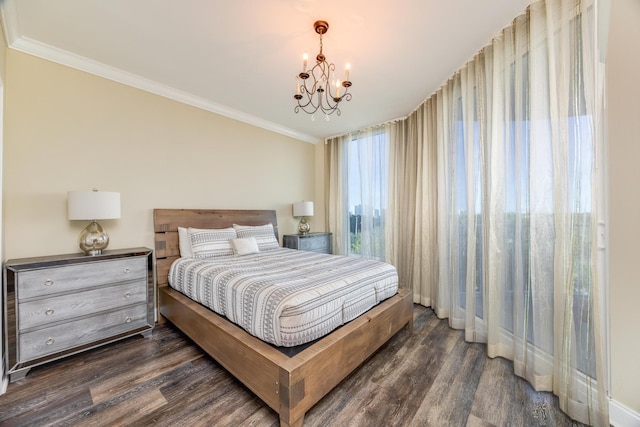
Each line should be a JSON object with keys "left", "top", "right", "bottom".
{"left": 3, "top": 50, "right": 317, "bottom": 260}
{"left": 607, "top": 0, "right": 640, "bottom": 415}
{"left": 0, "top": 20, "right": 6, "bottom": 83}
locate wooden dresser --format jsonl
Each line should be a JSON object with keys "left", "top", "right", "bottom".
{"left": 3, "top": 247, "right": 154, "bottom": 382}
{"left": 283, "top": 232, "right": 332, "bottom": 254}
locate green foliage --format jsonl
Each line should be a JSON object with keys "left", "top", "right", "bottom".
{"left": 350, "top": 232, "right": 361, "bottom": 253}
{"left": 350, "top": 228, "right": 385, "bottom": 256}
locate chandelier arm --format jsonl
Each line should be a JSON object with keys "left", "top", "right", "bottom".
{"left": 295, "top": 103, "right": 322, "bottom": 115}
{"left": 300, "top": 81, "right": 313, "bottom": 97}
{"left": 296, "top": 98, "right": 321, "bottom": 115}
{"left": 295, "top": 85, "right": 321, "bottom": 114}
{"left": 321, "top": 86, "right": 337, "bottom": 113}
{"left": 298, "top": 80, "right": 321, "bottom": 115}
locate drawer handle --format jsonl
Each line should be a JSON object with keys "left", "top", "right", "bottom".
{"left": 124, "top": 268, "right": 131, "bottom": 274}
{"left": 124, "top": 292, "right": 131, "bottom": 299}
{"left": 125, "top": 316, "right": 132, "bottom": 323}
{"left": 44, "top": 279, "right": 54, "bottom": 287}
{"left": 45, "top": 308, "right": 55, "bottom": 316}
{"left": 45, "top": 337, "right": 55, "bottom": 346}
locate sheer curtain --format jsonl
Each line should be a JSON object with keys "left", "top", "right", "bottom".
{"left": 324, "top": 134, "right": 349, "bottom": 255}
{"left": 324, "top": 0, "right": 607, "bottom": 423}
{"left": 325, "top": 126, "right": 390, "bottom": 260}
{"left": 327, "top": 116, "right": 437, "bottom": 295}
{"left": 386, "top": 105, "right": 438, "bottom": 299}
{"left": 428, "top": 0, "right": 608, "bottom": 424}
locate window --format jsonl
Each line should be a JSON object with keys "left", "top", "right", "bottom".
{"left": 345, "top": 130, "right": 389, "bottom": 259}
{"left": 448, "top": 29, "right": 597, "bottom": 377}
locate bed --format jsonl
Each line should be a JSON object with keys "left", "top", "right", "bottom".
{"left": 153, "top": 209, "right": 413, "bottom": 427}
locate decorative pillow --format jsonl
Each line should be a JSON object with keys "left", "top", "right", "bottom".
{"left": 178, "top": 227, "right": 194, "bottom": 258}
{"left": 231, "top": 237, "right": 260, "bottom": 256}
{"left": 233, "top": 223, "right": 280, "bottom": 251}
{"left": 188, "top": 227, "right": 237, "bottom": 259}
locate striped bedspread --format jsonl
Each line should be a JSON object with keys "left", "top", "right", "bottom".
{"left": 168, "top": 248, "right": 398, "bottom": 347}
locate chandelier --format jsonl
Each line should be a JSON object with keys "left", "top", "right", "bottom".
{"left": 294, "top": 21, "right": 352, "bottom": 120}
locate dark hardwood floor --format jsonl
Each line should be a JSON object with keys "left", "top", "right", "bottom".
{"left": 0, "top": 305, "right": 585, "bottom": 426}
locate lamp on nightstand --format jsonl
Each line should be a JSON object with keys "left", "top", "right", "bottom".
{"left": 68, "top": 189, "right": 121, "bottom": 256}
{"left": 293, "top": 201, "right": 314, "bottom": 235}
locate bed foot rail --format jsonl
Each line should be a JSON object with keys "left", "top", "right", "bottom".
{"left": 405, "top": 316, "right": 414, "bottom": 334}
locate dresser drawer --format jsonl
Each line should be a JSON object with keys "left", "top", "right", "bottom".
{"left": 18, "top": 280, "right": 148, "bottom": 330}
{"left": 17, "top": 257, "right": 147, "bottom": 300}
{"left": 18, "top": 304, "right": 148, "bottom": 361}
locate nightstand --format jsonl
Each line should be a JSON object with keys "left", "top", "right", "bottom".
{"left": 283, "top": 232, "right": 332, "bottom": 254}
{"left": 4, "top": 247, "right": 154, "bottom": 382}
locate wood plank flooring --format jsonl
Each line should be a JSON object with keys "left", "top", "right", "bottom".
{"left": 0, "top": 305, "right": 585, "bottom": 426}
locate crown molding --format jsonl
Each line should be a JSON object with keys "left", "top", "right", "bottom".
{"left": 11, "top": 37, "right": 319, "bottom": 144}
{"left": 0, "top": 0, "right": 319, "bottom": 144}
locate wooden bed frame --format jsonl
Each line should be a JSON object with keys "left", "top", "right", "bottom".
{"left": 153, "top": 209, "right": 413, "bottom": 427}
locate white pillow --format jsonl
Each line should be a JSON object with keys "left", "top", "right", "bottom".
{"left": 178, "top": 227, "right": 194, "bottom": 258}
{"left": 231, "top": 237, "right": 260, "bottom": 256}
{"left": 233, "top": 223, "right": 280, "bottom": 251}
{"left": 188, "top": 227, "right": 237, "bottom": 259}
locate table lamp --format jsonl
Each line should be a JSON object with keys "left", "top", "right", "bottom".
{"left": 68, "top": 189, "right": 121, "bottom": 255}
{"left": 293, "top": 201, "right": 314, "bottom": 235}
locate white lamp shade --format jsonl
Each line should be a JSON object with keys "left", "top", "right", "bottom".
{"left": 68, "top": 191, "right": 121, "bottom": 220}
{"left": 293, "top": 201, "right": 314, "bottom": 217}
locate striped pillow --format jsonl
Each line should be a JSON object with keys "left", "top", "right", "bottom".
{"left": 188, "top": 227, "right": 237, "bottom": 259}
{"left": 233, "top": 223, "right": 280, "bottom": 251}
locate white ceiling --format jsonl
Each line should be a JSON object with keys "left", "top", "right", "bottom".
{"left": 0, "top": 0, "right": 532, "bottom": 143}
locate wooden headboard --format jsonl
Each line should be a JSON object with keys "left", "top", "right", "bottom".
{"left": 153, "top": 209, "right": 278, "bottom": 287}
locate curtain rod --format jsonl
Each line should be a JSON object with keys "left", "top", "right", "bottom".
{"left": 324, "top": 115, "right": 407, "bottom": 143}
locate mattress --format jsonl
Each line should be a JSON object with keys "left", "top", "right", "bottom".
{"left": 168, "top": 248, "right": 398, "bottom": 347}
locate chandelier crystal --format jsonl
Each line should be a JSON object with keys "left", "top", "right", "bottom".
{"left": 294, "top": 21, "right": 352, "bottom": 119}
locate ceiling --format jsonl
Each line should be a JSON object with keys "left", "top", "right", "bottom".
{"left": 0, "top": 0, "right": 532, "bottom": 143}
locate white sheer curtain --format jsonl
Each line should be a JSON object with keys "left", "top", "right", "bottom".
{"left": 324, "top": 0, "right": 607, "bottom": 423}
{"left": 325, "top": 126, "right": 390, "bottom": 260}
{"left": 430, "top": 0, "right": 608, "bottom": 424}
{"left": 386, "top": 105, "right": 438, "bottom": 300}
{"left": 327, "top": 117, "right": 437, "bottom": 295}
{"left": 324, "top": 133, "right": 349, "bottom": 255}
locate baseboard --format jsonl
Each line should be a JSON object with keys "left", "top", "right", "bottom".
{"left": 610, "top": 398, "right": 640, "bottom": 427}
